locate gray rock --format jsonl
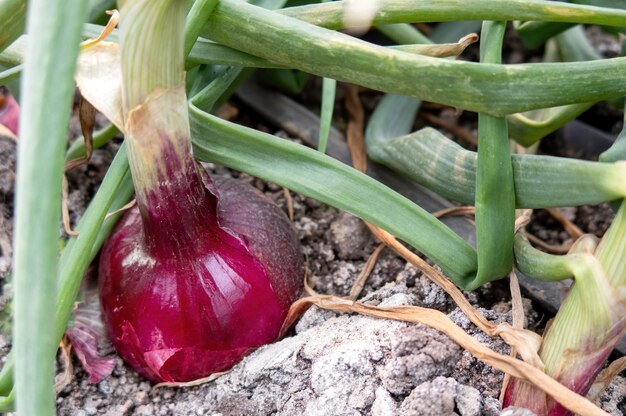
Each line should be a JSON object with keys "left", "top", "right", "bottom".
{"left": 380, "top": 325, "right": 461, "bottom": 395}
{"left": 328, "top": 212, "right": 372, "bottom": 260}
{"left": 371, "top": 387, "right": 398, "bottom": 416}
{"left": 400, "top": 376, "right": 483, "bottom": 416}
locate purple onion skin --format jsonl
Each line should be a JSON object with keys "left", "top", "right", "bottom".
{"left": 0, "top": 89, "right": 19, "bottom": 135}
{"left": 99, "top": 165, "right": 303, "bottom": 383}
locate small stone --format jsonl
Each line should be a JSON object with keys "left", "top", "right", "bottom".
{"left": 98, "top": 380, "right": 113, "bottom": 395}
{"left": 328, "top": 212, "right": 371, "bottom": 260}
{"left": 501, "top": 407, "right": 537, "bottom": 416}
{"left": 371, "top": 386, "right": 398, "bottom": 416}
{"left": 400, "top": 377, "right": 458, "bottom": 416}
{"left": 483, "top": 397, "right": 502, "bottom": 416}
{"left": 378, "top": 293, "right": 418, "bottom": 307}
{"left": 455, "top": 382, "right": 483, "bottom": 416}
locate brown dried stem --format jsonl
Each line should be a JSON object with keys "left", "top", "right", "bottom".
{"left": 349, "top": 243, "right": 385, "bottom": 300}
{"left": 545, "top": 207, "right": 584, "bottom": 239}
{"left": 151, "top": 371, "right": 229, "bottom": 393}
{"left": 432, "top": 205, "right": 475, "bottom": 219}
{"left": 500, "top": 271, "right": 526, "bottom": 402}
{"left": 54, "top": 336, "right": 74, "bottom": 394}
{"left": 526, "top": 233, "right": 573, "bottom": 254}
{"left": 62, "top": 176, "right": 79, "bottom": 237}
{"left": 104, "top": 198, "right": 137, "bottom": 220}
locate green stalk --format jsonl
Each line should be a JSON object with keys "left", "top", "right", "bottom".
{"left": 0, "top": 140, "right": 133, "bottom": 413}
{"left": 508, "top": 103, "right": 593, "bottom": 147}
{"left": 188, "top": 39, "right": 282, "bottom": 68}
{"left": 600, "top": 99, "right": 626, "bottom": 164}
{"left": 367, "top": 127, "right": 626, "bottom": 208}
{"left": 317, "top": 77, "right": 336, "bottom": 154}
{"left": 514, "top": 233, "right": 595, "bottom": 281}
{"left": 0, "top": 32, "right": 25, "bottom": 67}
{"left": 201, "top": 0, "right": 626, "bottom": 115}
{"left": 474, "top": 21, "right": 515, "bottom": 286}
{"left": 516, "top": 21, "right": 575, "bottom": 49}
{"left": 516, "top": 0, "right": 626, "bottom": 48}
{"left": 556, "top": 25, "right": 602, "bottom": 61}
{"left": 0, "top": 63, "right": 22, "bottom": 83}
{"left": 507, "top": 25, "right": 600, "bottom": 146}
{"left": 316, "top": 0, "right": 335, "bottom": 154}
{"left": 183, "top": 0, "right": 219, "bottom": 57}
{"left": 0, "top": 146, "right": 132, "bottom": 412}
{"left": 120, "top": 0, "right": 183, "bottom": 112}
{"left": 365, "top": 94, "right": 421, "bottom": 157}
{"left": 56, "top": 147, "right": 132, "bottom": 342}
{"left": 595, "top": 204, "right": 626, "bottom": 286}
{"left": 13, "top": 0, "right": 87, "bottom": 414}
{"left": 281, "top": 0, "right": 626, "bottom": 29}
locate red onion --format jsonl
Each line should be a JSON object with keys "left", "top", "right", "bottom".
{"left": 99, "top": 165, "right": 303, "bottom": 383}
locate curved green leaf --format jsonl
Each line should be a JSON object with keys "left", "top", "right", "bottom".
{"left": 474, "top": 21, "right": 515, "bottom": 286}
{"left": 368, "top": 127, "right": 626, "bottom": 208}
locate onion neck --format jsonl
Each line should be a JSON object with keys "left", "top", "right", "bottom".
{"left": 119, "top": 0, "right": 216, "bottom": 251}
{"left": 125, "top": 87, "right": 217, "bottom": 252}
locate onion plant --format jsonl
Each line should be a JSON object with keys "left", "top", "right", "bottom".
{"left": 1, "top": 0, "right": 626, "bottom": 415}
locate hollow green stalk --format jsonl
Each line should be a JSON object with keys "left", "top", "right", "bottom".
{"left": 183, "top": 0, "right": 218, "bottom": 58}
{"left": 474, "top": 21, "right": 515, "bottom": 287}
{"left": 317, "top": 76, "right": 336, "bottom": 154}
{"left": 282, "top": 0, "right": 626, "bottom": 29}
{"left": 12, "top": 0, "right": 87, "bottom": 414}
